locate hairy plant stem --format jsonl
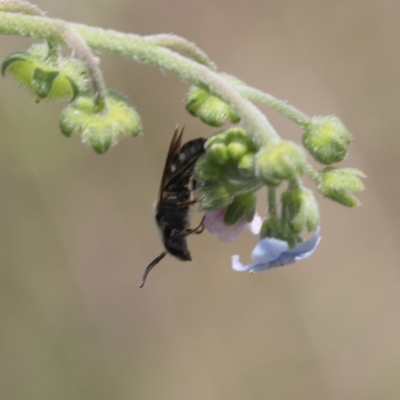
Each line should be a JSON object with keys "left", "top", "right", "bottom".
{"left": 59, "top": 23, "right": 107, "bottom": 109}
{"left": 305, "top": 165, "right": 321, "bottom": 184}
{"left": 143, "top": 34, "right": 216, "bottom": 70}
{"left": 0, "top": 11, "right": 280, "bottom": 146}
{"left": 237, "top": 85, "right": 311, "bottom": 126}
{"left": 0, "top": 0, "right": 59, "bottom": 63}
{"left": 0, "top": 0, "right": 42, "bottom": 15}
{"left": 267, "top": 187, "right": 277, "bottom": 218}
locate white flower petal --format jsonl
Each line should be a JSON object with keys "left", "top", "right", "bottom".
{"left": 246, "top": 212, "right": 262, "bottom": 235}
{"left": 231, "top": 255, "right": 257, "bottom": 272}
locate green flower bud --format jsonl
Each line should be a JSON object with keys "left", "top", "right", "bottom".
{"left": 185, "top": 75, "right": 242, "bottom": 127}
{"left": 238, "top": 154, "right": 255, "bottom": 177}
{"left": 196, "top": 182, "right": 235, "bottom": 211}
{"left": 201, "top": 128, "right": 258, "bottom": 171}
{"left": 318, "top": 167, "right": 365, "bottom": 207}
{"left": 256, "top": 141, "right": 306, "bottom": 185}
{"left": 206, "top": 142, "right": 229, "bottom": 164}
{"left": 223, "top": 192, "right": 256, "bottom": 225}
{"left": 225, "top": 126, "right": 248, "bottom": 142}
{"left": 227, "top": 141, "right": 248, "bottom": 161}
{"left": 206, "top": 128, "right": 257, "bottom": 160}
{"left": 281, "top": 188, "right": 319, "bottom": 234}
{"left": 204, "top": 132, "right": 226, "bottom": 149}
{"left": 60, "top": 90, "right": 141, "bottom": 153}
{"left": 2, "top": 44, "right": 88, "bottom": 100}
{"left": 195, "top": 157, "right": 224, "bottom": 182}
{"left": 303, "top": 116, "right": 352, "bottom": 165}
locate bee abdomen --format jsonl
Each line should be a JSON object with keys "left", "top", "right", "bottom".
{"left": 164, "top": 236, "right": 191, "bottom": 261}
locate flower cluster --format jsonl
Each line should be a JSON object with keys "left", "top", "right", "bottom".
{"left": 189, "top": 113, "right": 364, "bottom": 275}
{"left": 191, "top": 127, "right": 315, "bottom": 273}
{"left": 195, "top": 127, "right": 262, "bottom": 211}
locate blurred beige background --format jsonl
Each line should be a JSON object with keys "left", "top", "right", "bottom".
{"left": 1, "top": 1, "right": 399, "bottom": 399}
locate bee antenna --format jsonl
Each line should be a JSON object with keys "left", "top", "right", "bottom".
{"left": 139, "top": 251, "right": 167, "bottom": 288}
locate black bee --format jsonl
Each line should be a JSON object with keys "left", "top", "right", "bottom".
{"left": 140, "top": 127, "right": 206, "bottom": 288}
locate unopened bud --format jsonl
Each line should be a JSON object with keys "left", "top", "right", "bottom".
{"left": 303, "top": 116, "right": 351, "bottom": 165}
{"left": 256, "top": 141, "right": 306, "bottom": 185}
{"left": 185, "top": 84, "right": 240, "bottom": 127}
{"left": 318, "top": 167, "right": 365, "bottom": 207}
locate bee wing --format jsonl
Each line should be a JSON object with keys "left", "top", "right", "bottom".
{"left": 164, "top": 151, "right": 203, "bottom": 191}
{"left": 164, "top": 138, "right": 206, "bottom": 191}
{"left": 156, "top": 126, "right": 184, "bottom": 210}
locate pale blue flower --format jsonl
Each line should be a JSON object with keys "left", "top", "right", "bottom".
{"left": 232, "top": 228, "right": 321, "bottom": 273}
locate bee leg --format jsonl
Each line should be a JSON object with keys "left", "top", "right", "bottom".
{"left": 171, "top": 217, "right": 205, "bottom": 239}
{"left": 139, "top": 251, "right": 167, "bottom": 288}
{"left": 193, "top": 216, "right": 205, "bottom": 234}
{"left": 185, "top": 216, "right": 205, "bottom": 235}
{"left": 176, "top": 198, "right": 197, "bottom": 207}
